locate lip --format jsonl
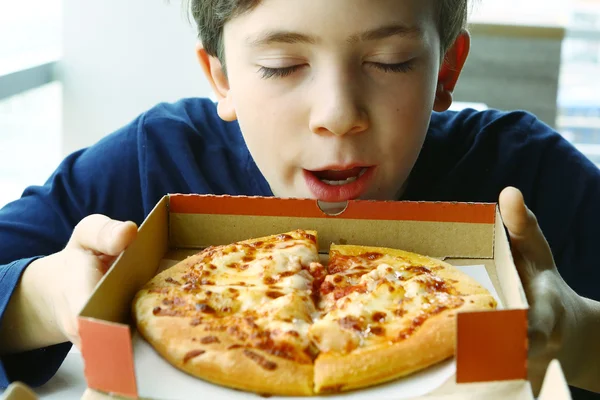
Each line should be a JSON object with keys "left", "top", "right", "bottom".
{"left": 303, "top": 166, "right": 376, "bottom": 202}
{"left": 310, "top": 163, "right": 371, "bottom": 172}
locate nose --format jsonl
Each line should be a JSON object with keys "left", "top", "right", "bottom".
{"left": 309, "top": 71, "right": 369, "bottom": 137}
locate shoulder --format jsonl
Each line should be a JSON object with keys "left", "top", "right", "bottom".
{"left": 428, "top": 108, "right": 542, "bottom": 151}
{"left": 80, "top": 97, "right": 242, "bottom": 156}
{"left": 140, "top": 97, "right": 243, "bottom": 146}
{"left": 415, "top": 108, "right": 594, "bottom": 190}
{"left": 408, "top": 106, "right": 600, "bottom": 219}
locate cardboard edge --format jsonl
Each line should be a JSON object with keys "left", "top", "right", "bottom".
{"left": 79, "top": 196, "right": 170, "bottom": 319}
{"left": 494, "top": 208, "right": 529, "bottom": 309}
{"left": 78, "top": 317, "right": 138, "bottom": 399}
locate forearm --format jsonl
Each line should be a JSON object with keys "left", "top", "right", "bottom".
{"left": 0, "top": 258, "right": 66, "bottom": 355}
{"left": 569, "top": 297, "right": 600, "bottom": 393}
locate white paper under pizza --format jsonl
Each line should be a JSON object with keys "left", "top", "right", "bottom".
{"left": 132, "top": 265, "right": 503, "bottom": 400}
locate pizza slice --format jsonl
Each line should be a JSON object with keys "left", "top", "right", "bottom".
{"left": 132, "top": 229, "right": 325, "bottom": 396}
{"left": 309, "top": 244, "right": 497, "bottom": 394}
{"left": 153, "top": 229, "right": 323, "bottom": 290}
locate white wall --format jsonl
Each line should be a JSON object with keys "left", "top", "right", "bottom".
{"left": 61, "top": 0, "right": 212, "bottom": 155}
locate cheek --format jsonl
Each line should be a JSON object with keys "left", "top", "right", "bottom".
{"left": 379, "top": 79, "right": 433, "bottom": 151}
{"left": 232, "top": 76, "right": 308, "bottom": 166}
{"left": 230, "top": 86, "right": 304, "bottom": 189}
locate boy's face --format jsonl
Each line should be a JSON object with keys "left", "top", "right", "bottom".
{"left": 204, "top": 0, "right": 464, "bottom": 202}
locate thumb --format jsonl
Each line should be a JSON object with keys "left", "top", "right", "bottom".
{"left": 499, "top": 187, "right": 555, "bottom": 273}
{"left": 67, "top": 214, "right": 138, "bottom": 256}
{"left": 527, "top": 270, "right": 562, "bottom": 357}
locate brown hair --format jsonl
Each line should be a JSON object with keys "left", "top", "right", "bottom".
{"left": 189, "top": 0, "right": 469, "bottom": 63}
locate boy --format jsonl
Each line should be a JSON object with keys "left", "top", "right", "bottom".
{"left": 0, "top": 0, "right": 599, "bottom": 397}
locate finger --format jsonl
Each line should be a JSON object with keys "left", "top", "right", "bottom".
{"left": 499, "top": 187, "right": 555, "bottom": 269}
{"left": 67, "top": 214, "right": 138, "bottom": 256}
{"left": 62, "top": 252, "right": 105, "bottom": 347}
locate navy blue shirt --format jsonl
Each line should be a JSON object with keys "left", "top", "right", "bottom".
{"left": 1, "top": 98, "right": 599, "bottom": 388}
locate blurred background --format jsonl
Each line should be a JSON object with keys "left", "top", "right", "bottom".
{"left": 1, "top": 0, "right": 600, "bottom": 208}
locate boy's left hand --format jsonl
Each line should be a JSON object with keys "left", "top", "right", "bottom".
{"left": 499, "top": 187, "right": 600, "bottom": 394}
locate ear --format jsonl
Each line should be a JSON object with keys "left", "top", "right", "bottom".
{"left": 433, "top": 30, "right": 471, "bottom": 112}
{"left": 196, "top": 43, "right": 237, "bottom": 121}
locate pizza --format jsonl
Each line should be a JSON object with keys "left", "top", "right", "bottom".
{"left": 132, "top": 229, "right": 497, "bottom": 396}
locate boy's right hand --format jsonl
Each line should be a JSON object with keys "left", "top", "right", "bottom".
{"left": 0, "top": 215, "right": 137, "bottom": 353}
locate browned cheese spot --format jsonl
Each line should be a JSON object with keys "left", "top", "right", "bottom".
{"left": 263, "top": 277, "right": 277, "bottom": 285}
{"left": 394, "top": 308, "right": 406, "bottom": 318}
{"left": 363, "top": 252, "right": 384, "bottom": 261}
{"left": 152, "top": 307, "right": 180, "bottom": 317}
{"left": 200, "top": 336, "right": 220, "bottom": 344}
{"left": 243, "top": 349, "right": 278, "bottom": 370}
{"left": 266, "top": 291, "right": 284, "bottom": 299}
{"left": 338, "top": 316, "right": 365, "bottom": 331}
{"left": 302, "top": 232, "right": 317, "bottom": 243}
{"left": 196, "top": 303, "right": 216, "bottom": 314}
{"left": 370, "top": 326, "right": 386, "bottom": 336}
{"left": 371, "top": 312, "right": 386, "bottom": 323}
{"left": 183, "top": 349, "right": 205, "bottom": 363}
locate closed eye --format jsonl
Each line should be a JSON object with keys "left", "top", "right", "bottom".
{"left": 370, "top": 60, "right": 415, "bottom": 73}
{"left": 258, "top": 65, "right": 304, "bottom": 79}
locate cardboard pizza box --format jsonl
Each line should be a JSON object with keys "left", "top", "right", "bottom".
{"left": 76, "top": 194, "right": 570, "bottom": 400}
{"left": 0, "top": 382, "right": 39, "bottom": 400}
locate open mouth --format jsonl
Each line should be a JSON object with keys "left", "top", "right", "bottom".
{"left": 312, "top": 167, "right": 368, "bottom": 186}
{"left": 303, "top": 166, "right": 376, "bottom": 202}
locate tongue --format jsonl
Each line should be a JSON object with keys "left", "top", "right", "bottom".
{"left": 312, "top": 167, "right": 364, "bottom": 181}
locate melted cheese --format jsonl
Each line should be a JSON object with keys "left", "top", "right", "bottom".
{"left": 194, "top": 238, "right": 319, "bottom": 290}
{"left": 256, "top": 292, "right": 316, "bottom": 322}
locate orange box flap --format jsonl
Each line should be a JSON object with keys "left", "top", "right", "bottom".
{"left": 456, "top": 309, "right": 528, "bottom": 383}
{"left": 79, "top": 317, "right": 138, "bottom": 398}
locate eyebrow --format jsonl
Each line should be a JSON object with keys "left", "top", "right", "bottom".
{"left": 349, "top": 24, "right": 423, "bottom": 43}
{"left": 247, "top": 31, "right": 317, "bottom": 47}
{"left": 246, "top": 24, "right": 422, "bottom": 47}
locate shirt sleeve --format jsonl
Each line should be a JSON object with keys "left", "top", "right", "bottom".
{"left": 0, "top": 120, "right": 144, "bottom": 388}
